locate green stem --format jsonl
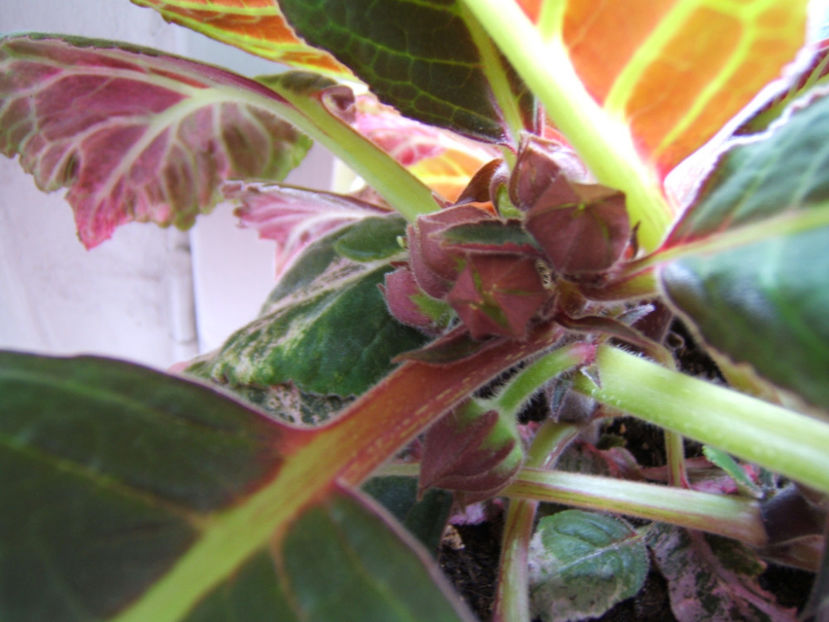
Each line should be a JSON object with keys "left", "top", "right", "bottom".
{"left": 574, "top": 345, "right": 829, "bottom": 494}
{"left": 488, "top": 342, "right": 596, "bottom": 417}
{"left": 459, "top": 4, "right": 526, "bottom": 147}
{"left": 369, "top": 463, "right": 767, "bottom": 546}
{"left": 260, "top": 82, "right": 440, "bottom": 222}
{"left": 494, "top": 421, "right": 581, "bottom": 622}
{"left": 503, "top": 468, "right": 766, "bottom": 546}
{"left": 458, "top": 0, "right": 672, "bottom": 251}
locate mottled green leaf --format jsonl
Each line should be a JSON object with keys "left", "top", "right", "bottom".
{"left": 362, "top": 475, "right": 453, "bottom": 554}
{"left": 660, "top": 90, "right": 829, "bottom": 411}
{"left": 528, "top": 510, "right": 649, "bottom": 622}
{"left": 276, "top": 0, "right": 522, "bottom": 142}
{"left": 648, "top": 525, "right": 796, "bottom": 622}
{"left": 197, "top": 218, "right": 428, "bottom": 397}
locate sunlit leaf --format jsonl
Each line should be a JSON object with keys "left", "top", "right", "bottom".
{"left": 660, "top": 90, "right": 829, "bottom": 410}
{"left": 130, "top": 0, "right": 350, "bottom": 76}
{"left": 539, "top": 0, "right": 810, "bottom": 178}
{"left": 528, "top": 510, "right": 649, "bottom": 622}
{"left": 0, "top": 34, "right": 310, "bottom": 248}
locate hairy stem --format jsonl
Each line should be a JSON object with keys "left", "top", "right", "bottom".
{"left": 573, "top": 345, "right": 829, "bottom": 494}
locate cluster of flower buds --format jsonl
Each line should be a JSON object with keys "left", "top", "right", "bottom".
{"left": 384, "top": 135, "right": 631, "bottom": 340}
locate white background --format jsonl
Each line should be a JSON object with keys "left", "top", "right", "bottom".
{"left": 0, "top": 1, "right": 335, "bottom": 368}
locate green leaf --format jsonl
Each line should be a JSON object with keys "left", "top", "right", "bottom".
{"left": 528, "top": 510, "right": 649, "bottom": 622}
{"left": 0, "top": 351, "right": 284, "bottom": 620}
{"left": 276, "top": 0, "right": 517, "bottom": 142}
{"left": 648, "top": 525, "right": 796, "bottom": 621}
{"left": 0, "top": 351, "right": 477, "bottom": 622}
{"left": 660, "top": 91, "right": 829, "bottom": 411}
{"left": 662, "top": 227, "right": 829, "bottom": 411}
{"left": 184, "top": 486, "right": 473, "bottom": 622}
{"left": 197, "top": 218, "right": 428, "bottom": 397}
{"left": 333, "top": 215, "right": 407, "bottom": 262}
{"left": 362, "top": 475, "right": 453, "bottom": 554}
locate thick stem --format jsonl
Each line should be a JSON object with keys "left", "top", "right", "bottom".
{"left": 574, "top": 345, "right": 829, "bottom": 494}
{"left": 458, "top": 0, "right": 672, "bottom": 251}
{"left": 503, "top": 468, "right": 766, "bottom": 547}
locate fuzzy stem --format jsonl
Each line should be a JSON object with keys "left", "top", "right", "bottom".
{"left": 573, "top": 345, "right": 829, "bottom": 494}
{"left": 494, "top": 421, "right": 580, "bottom": 622}
{"left": 458, "top": 0, "right": 673, "bottom": 251}
{"left": 503, "top": 468, "right": 766, "bottom": 546}
{"left": 488, "top": 342, "right": 596, "bottom": 418}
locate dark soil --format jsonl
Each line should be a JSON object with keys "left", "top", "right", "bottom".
{"left": 436, "top": 319, "right": 816, "bottom": 621}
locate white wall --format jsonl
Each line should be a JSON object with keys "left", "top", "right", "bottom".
{"left": 0, "top": 0, "right": 334, "bottom": 368}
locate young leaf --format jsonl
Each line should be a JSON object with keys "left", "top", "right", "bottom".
{"left": 0, "top": 35, "right": 311, "bottom": 248}
{"left": 528, "top": 510, "right": 649, "bottom": 622}
{"left": 659, "top": 90, "right": 829, "bottom": 410}
{"left": 276, "top": 0, "right": 530, "bottom": 143}
{"left": 130, "top": 0, "right": 350, "bottom": 76}
{"left": 648, "top": 525, "right": 796, "bottom": 621}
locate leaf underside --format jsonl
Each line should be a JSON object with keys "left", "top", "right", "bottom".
{"left": 0, "top": 34, "right": 310, "bottom": 248}
{"left": 557, "top": 0, "right": 809, "bottom": 177}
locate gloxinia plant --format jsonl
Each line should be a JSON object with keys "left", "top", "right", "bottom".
{"left": 3, "top": 1, "right": 829, "bottom": 621}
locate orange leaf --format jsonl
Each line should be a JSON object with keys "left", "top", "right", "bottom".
{"left": 559, "top": 0, "right": 809, "bottom": 178}
{"left": 131, "top": 0, "right": 350, "bottom": 76}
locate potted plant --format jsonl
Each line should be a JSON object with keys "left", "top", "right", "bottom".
{"left": 1, "top": 1, "right": 828, "bottom": 620}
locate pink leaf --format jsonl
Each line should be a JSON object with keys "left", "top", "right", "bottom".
{"left": 0, "top": 35, "right": 310, "bottom": 248}
{"left": 229, "top": 182, "right": 387, "bottom": 278}
{"left": 649, "top": 525, "right": 797, "bottom": 622}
